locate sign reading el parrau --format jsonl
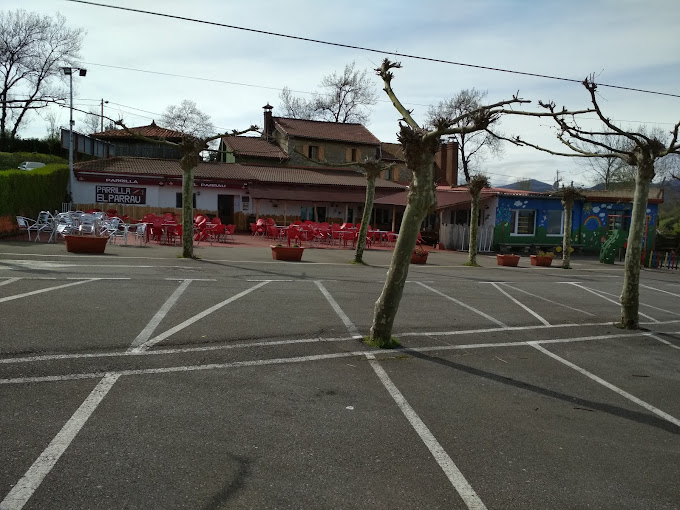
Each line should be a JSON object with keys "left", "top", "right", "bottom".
{"left": 95, "top": 186, "right": 147, "bottom": 204}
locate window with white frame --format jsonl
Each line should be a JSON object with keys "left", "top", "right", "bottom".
{"left": 510, "top": 209, "right": 536, "bottom": 235}
{"left": 546, "top": 210, "right": 564, "bottom": 236}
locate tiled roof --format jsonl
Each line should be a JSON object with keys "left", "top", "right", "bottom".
{"left": 73, "top": 157, "right": 405, "bottom": 189}
{"left": 273, "top": 117, "right": 381, "bottom": 145}
{"left": 221, "top": 136, "right": 288, "bottom": 160}
{"left": 381, "top": 142, "right": 405, "bottom": 162}
{"left": 93, "top": 122, "right": 186, "bottom": 141}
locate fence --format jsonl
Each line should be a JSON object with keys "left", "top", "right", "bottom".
{"left": 439, "top": 224, "right": 494, "bottom": 252}
{"left": 644, "top": 251, "right": 679, "bottom": 270}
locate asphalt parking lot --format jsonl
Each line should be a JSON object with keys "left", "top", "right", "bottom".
{"left": 1, "top": 240, "right": 679, "bottom": 509}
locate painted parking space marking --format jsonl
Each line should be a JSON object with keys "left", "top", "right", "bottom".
{"left": 315, "top": 280, "right": 361, "bottom": 339}
{"left": 0, "top": 373, "right": 120, "bottom": 510}
{"left": 0, "top": 277, "right": 20, "bottom": 287}
{"left": 0, "top": 279, "right": 99, "bottom": 304}
{"left": 128, "top": 280, "right": 193, "bottom": 351}
{"left": 4, "top": 330, "right": 667, "bottom": 384}
{"left": 640, "top": 284, "right": 680, "bottom": 298}
{"left": 487, "top": 282, "right": 551, "bottom": 326}
{"left": 589, "top": 288, "right": 680, "bottom": 317}
{"left": 561, "top": 283, "right": 659, "bottom": 322}
{"left": 130, "top": 281, "right": 271, "bottom": 352}
{"left": 649, "top": 334, "right": 680, "bottom": 350}
{"left": 529, "top": 342, "right": 680, "bottom": 428}
{"left": 497, "top": 283, "right": 594, "bottom": 316}
{"left": 415, "top": 282, "right": 507, "bottom": 327}
{"left": 366, "top": 353, "right": 487, "bottom": 510}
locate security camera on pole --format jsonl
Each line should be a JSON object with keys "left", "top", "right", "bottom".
{"left": 62, "top": 66, "right": 87, "bottom": 208}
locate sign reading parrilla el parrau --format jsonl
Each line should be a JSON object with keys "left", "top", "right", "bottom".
{"left": 95, "top": 186, "right": 147, "bottom": 204}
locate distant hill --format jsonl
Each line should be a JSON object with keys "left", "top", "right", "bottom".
{"left": 500, "top": 179, "right": 555, "bottom": 192}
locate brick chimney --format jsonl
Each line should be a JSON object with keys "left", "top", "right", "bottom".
{"left": 262, "top": 104, "right": 275, "bottom": 140}
{"left": 434, "top": 141, "right": 459, "bottom": 187}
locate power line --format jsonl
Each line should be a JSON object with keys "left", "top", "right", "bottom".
{"left": 68, "top": 0, "right": 680, "bottom": 99}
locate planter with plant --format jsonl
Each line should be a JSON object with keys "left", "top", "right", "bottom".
{"left": 64, "top": 234, "right": 109, "bottom": 254}
{"left": 530, "top": 251, "right": 555, "bottom": 267}
{"left": 271, "top": 244, "right": 304, "bottom": 261}
{"left": 411, "top": 246, "right": 429, "bottom": 264}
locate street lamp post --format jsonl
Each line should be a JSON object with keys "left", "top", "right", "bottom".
{"left": 62, "top": 67, "right": 86, "bottom": 208}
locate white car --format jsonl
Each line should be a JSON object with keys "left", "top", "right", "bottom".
{"left": 17, "top": 161, "right": 46, "bottom": 171}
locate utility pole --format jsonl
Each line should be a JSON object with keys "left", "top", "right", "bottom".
{"left": 100, "top": 98, "right": 109, "bottom": 132}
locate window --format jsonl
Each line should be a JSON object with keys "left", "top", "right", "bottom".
{"left": 546, "top": 210, "right": 564, "bottom": 236}
{"left": 176, "top": 192, "right": 196, "bottom": 208}
{"left": 607, "top": 211, "right": 630, "bottom": 232}
{"left": 510, "top": 209, "right": 536, "bottom": 235}
{"left": 351, "top": 148, "right": 358, "bottom": 162}
{"left": 308, "top": 145, "right": 318, "bottom": 159}
{"left": 383, "top": 168, "right": 393, "bottom": 181}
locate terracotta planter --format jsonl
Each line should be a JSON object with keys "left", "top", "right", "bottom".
{"left": 497, "top": 254, "right": 520, "bottom": 267}
{"left": 64, "top": 235, "right": 109, "bottom": 254}
{"left": 411, "top": 252, "right": 429, "bottom": 264}
{"left": 530, "top": 255, "right": 553, "bottom": 267}
{"left": 271, "top": 245, "right": 304, "bottom": 261}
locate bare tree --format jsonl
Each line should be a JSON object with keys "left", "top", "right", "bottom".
{"left": 428, "top": 89, "right": 503, "bottom": 183}
{"left": 160, "top": 100, "right": 214, "bottom": 139}
{"left": 464, "top": 174, "right": 490, "bottom": 266}
{"left": 581, "top": 134, "right": 631, "bottom": 189}
{"left": 555, "top": 185, "right": 582, "bottom": 269}
{"left": 279, "top": 87, "right": 316, "bottom": 120}
{"left": 509, "top": 76, "right": 680, "bottom": 329}
{"left": 0, "top": 9, "right": 84, "bottom": 139}
{"left": 279, "top": 61, "right": 378, "bottom": 124}
{"left": 42, "top": 108, "right": 61, "bottom": 141}
{"left": 367, "top": 59, "right": 591, "bottom": 347}
{"left": 79, "top": 107, "right": 101, "bottom": 135}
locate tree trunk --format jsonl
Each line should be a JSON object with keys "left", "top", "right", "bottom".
{"left": 181, "top": 167, "right": 195, "bottom": 258}
{"left": 354, "top": 175, "right": 376, "bottom": 264}
{"left": 467, "top": 190, "right": 480, "bottom": 265}
{"left": 619, "top": 166, "right": 652, "bottom": 329}
{"left": 369, "top": 153, "right": 435, "bottom": 346}
{"left": 561, "top": 198, "right": 573, "bottom": 269}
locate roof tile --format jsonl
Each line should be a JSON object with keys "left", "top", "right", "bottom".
{"left": 273, "top": 117, "right": 380, "bottom": 145}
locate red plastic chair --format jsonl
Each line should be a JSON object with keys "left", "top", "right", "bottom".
{"left": 286, "top": 226, "right": 302, "bottom": 246}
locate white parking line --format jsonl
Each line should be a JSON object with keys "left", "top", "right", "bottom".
{"left": 587, "top": 288, "right": 680, "bottom": 317}
{"left": 366, "top": 353, "right": 487, "bottom": 510}
{"left": 128, "top": 280, "right": 193, "bottom": 350}
{"left": 315, "top": 280, "right": 361, "bottom": 338}
{"left": 0, "top": 279, "right": 99, "bottom": 304}
{"left": 0, "top": 277, "right": 20, "bottom": 287}
{"left": 130, "top": 281, "right": 270, "bottom": 352}
{"left": 5, "top": 331, "right": 666, "bottom": 385}
{"left": 561, "top": 283, "right": 659, "bottom": 322}
{"left": 0, "top": 373, "right": 120, "bottom": 510}
{"left": 640, "top": 284, "right": 680, "bottom": 298}
{"left": 529, "top": 343, "right": 680, "bottom": 428}
{"left": 497, "top": 283, "right": 594, "bottom": 316}
{"left": 488, "top": 283, "right": 551, "bottom": 326}
{"left": 415, "top": 282, "right": 507, "bottom": 327}
{"left": 648, "top": 334, "right": 680, "bottom": 350}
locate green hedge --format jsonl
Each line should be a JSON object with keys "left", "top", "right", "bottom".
{"left": 0, "top": 164, "right": 69, "bottom": 218}
{"left": 0, "top": 151, "right": 67, "bottom": 171}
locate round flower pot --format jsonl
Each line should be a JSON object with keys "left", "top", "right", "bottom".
{"left": 530, "top": 255, "right": 553, "bottom": 267}
{"left": 411, "top": 252, "right": 428, "bottom": 264}
{"left": 497, "top": 254, "right": 520, "bottom": 267}
{"left": 271, "top": 245, "right": 304, "bottom": 261}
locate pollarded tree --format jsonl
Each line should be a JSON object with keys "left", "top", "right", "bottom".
{"left": 465, "top": 174, "right": 490, "bottom": 266}
{"left": 554, "top": 184, "right": 582, "bottom": 269}
{"left": 427, "top": 89, "right": 503, "bottom": 183}
{"left": 111, "top": 101, "right": 257, "bottom": 258}
{"left": 510, "top": 76, "right": 680, "bottom": 328}
{"left": 367, "top": 59, "right": 592, "bottom": 347}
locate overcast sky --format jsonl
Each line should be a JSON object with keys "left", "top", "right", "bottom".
{"left": 6, "top": 0, "right": 680, "bottom": 187}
